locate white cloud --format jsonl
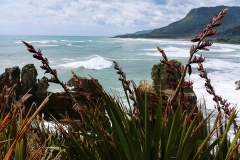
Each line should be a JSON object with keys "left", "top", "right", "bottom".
{"left": 0, "top": 0, "right": 239, "bottom": 36}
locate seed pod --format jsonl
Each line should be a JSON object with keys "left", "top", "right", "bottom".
{"left": 187, "top": 64, "right": 192, "bottom": 76}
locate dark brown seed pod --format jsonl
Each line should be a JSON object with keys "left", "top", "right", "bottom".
{"left": 187, "top": 64, "right": 192, "bottom": 76}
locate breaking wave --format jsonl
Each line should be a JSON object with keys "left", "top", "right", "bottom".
{"left": 58, "top": 55, "right": 112, "bottom": 70}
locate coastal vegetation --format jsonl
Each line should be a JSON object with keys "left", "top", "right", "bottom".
{"left": 1, "top": 7, "right": 240, "bottom": 160}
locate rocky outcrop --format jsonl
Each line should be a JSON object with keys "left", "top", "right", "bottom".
{"left": 138, "top": 61, "right": 197, "bottom": 111}
{"left": 0, "top": 66, "right": 21, "bottom": 95}
{"left": 21, "top": 64, "right": 38, "bottom": 94}
{"left": 0, "top": 64, "right": 103, "bottom": 120}
{"left": 235, "top": 80, "right": 240, "bottom": 90}
{"left": 67, "top": 76, "right": 102, "bottom": 97}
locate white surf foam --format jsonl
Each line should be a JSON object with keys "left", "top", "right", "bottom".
{"left": 203, "top": 59, "right": 239, "bottom": 70}
{"left": 107, "top": 57, "right": 155, "bottom": 61}
{"left": 71, "top": 40, "right": 85, "bottom": 43}
{"left": 14, "top": 41, "right": 22, "bottom": 44}
{"left": 189, "top": 69, "right": 240, "bottom": 110}
{"left": 35, "top": 45, "right": 59, "bottom": 47}
{"left": 137, "top": 52, "right": 161, "bottom": 57}
{"left": 208, "top": 48, "right": 235, "bottom": 53}
{"left": 58, "top": 55, "right": 112, "bottom": 70}
{"left": 0, "top": 60, "right": 12, "bottom": 65}
{"left": 140, "top": 46, "right": 190, "bottom": 58}
{"left": 141, "top": 48, "right": 157, "bottom": 51}
{"left": 118, "top": 38, "right": 191, "bottom": 46}
{"left": 139, "top": 50, "right": 189, "bottom": 58}
{"left": 213, "top": 43, "right": 240, "bottom": 50}
{"left": 66, "top": 43, "right": 82, "bottom": 47}
{"left": 61, "top": 58, "right": 75, "bottom": 61}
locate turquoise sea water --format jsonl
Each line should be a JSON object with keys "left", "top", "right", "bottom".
{"left": 1, "top": 35, "right": 240, "bottom": 112}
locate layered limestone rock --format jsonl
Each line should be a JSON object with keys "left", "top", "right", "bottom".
{"left": 138, "top": 61, "right": 197, "bottom": 111}
{"left": 67, "top": 76, "right": 102, "bottom": 97}
{"left": 0, "top": 64, "right": 103, "bottom": 120}
{"left": 0, "top": 66, "right": 21, "bottom": 94}
{"left": 21, "top": 64, "right": 38, "bottom": 94}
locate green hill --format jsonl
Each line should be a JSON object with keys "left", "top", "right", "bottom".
{"left": 215, "top": 25, "right": 240, "bottom": 43}
{"left": 115, "top": 6, "right": 240, "bottom": 40}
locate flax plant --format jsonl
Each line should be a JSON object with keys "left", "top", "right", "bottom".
{"left": 4, "top": 7, "right": 238, "bottom": 160}
{"left": 0, "top": 85, "right": 66, "bottom": 160}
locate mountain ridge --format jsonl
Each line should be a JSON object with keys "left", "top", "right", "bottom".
{"left": 114, "top": 6, "right": 240, "bottom": 43}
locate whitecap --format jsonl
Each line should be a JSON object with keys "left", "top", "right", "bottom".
{"left": 207, "top": 48, "right": 235, "bottom": 52}
{"left": 108, "top": 58, "right": 152, "bottom": 61}
{"left": 117, "top": 38, "right": 191, "bottom": 46}
{"left": 140, "top": 46, "right": 190, "bottom": 58}
{"left": 66, "top": 43, "right": 82, "bottom": 47}
{"left": 203, "top": 59, "right": 239, "bottom": 70}
{"left": 35, "top": 45, "right": 59, "bottom": 47}
{"left": 88, "top": 40, "right": 92, "bottom": 42}
{"left": 25, "top": 40, "right": 50, "bottom": 44}
{"left": 164, "top": 46, "right": 186, "bottom": 52}
{"left": 70, "top": 40, "right": 85, "bottom": 43}
{"left": 58, "top": 55, "right": 112, "bottom": 70}
{"left": 38, "top": 40, "right": 50, "bottom": 44}
{"left": 138, "top": 50, "right": 189, "bottom": 58}
{"left": 61, "top": 58, "right": 75, "bottom": 61}
{"left": 137, "top": 52, "right": 161, "bottom": 57}
{"left": 189, "top": 69, "right": 240, "bottom": 110}
{"left": 0, "top": 60, "right": 11, "bottom": 65}
{"left": 14, "top": 41, "right": 22, "bottom": 44}
{"left": 213, "top": 43, "right": 240, "bottom": 50}
{"left": 141, "top": 48, "right": 157, "bottom": 51}
{"left": 224, "top": 54, "right": 240, "bottom": 58}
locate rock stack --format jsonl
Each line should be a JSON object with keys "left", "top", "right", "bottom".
{"left": 0, "top": 64, "right": 103, "bottom": 120}
{"left": 138, "top": 61, "right": 197, "bottom": 112}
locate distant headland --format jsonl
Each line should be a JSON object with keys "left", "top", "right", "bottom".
{"left": 113, "top": 6, "right": 240, "bottom": 44}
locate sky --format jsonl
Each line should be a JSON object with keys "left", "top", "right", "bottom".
{"left": 0, "top": 0, "right": 239, "bottom": 36}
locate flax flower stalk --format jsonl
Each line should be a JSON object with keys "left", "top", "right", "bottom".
{"left": 170, "top": 8, "right": 228, "bottom": 105}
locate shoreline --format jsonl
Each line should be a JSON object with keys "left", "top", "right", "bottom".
{"left": 112, "top": 36, "right": 240, "bottom": 45}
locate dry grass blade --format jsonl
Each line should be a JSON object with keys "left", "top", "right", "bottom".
{"left": 4, "top": 93, "right": 52, "bottom": 160}
{"left": 28, "top": 134, "right": 54, "bottom": 160}
{"left": 0, "top": 112, "right": 11, "bottom": 132}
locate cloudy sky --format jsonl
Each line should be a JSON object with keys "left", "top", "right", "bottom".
{"left": 0, "top": 0, "right": 238, "bottom": 36}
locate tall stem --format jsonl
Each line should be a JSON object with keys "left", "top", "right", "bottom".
{"left": 170, "top": 38, "right": 203, "bottom": 104}
{"left": 170, "top": 17, "right": 220, "bottom": 105}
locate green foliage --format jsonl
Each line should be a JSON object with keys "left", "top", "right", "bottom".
{"left": 41, "top": 80, "right": 239, "bottom": 160}
{"left": 1, "top": 59, "right": 240, "bottom": 160}
{"left": 22, "top": 64, "right": 38, "bottom": 76}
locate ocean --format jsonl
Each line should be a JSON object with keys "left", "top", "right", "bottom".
{"left": 0, "top": 35, "right": 240, "bottom": 114}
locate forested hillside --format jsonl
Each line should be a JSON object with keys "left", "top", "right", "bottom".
{"left": 115, "top": 6, "right": 240, "bottom": 42}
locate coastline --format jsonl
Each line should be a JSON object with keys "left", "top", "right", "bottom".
{"left": 112, "top": 36, "right": 240, "bottom": 45}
